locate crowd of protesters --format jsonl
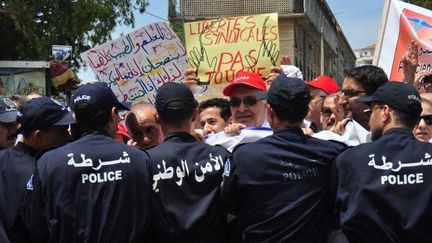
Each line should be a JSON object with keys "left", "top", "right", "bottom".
{"left": 1, "top": 43, "right": 432, "bottom": 243}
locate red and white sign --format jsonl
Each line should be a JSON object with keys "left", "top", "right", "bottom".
{"left": 375, "top": 0, "right": 432, "bottom": 81}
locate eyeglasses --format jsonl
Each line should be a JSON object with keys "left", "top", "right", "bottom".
{"left": 419, "top": 115, "right": 432, "bottom": 126}
{"left": 229, "top": 96, "right": 259, "bottom": 107}
{"left": 321, "top": 107, "right": 333, "bottom": 117}
{"left": 340, "top": 89, "right": 367, "bottom": 98}
{"left": 363, "top": 105, "right": 384, "bottom": 116}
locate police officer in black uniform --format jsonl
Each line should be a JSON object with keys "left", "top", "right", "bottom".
{"left": 24, "top": 83, "right": 153, "bottom": 242}
{"left": 0, "top": 96, "right": 18, "bottom": 150}
{"left": 335, "top": 81, "right": 432, "bottom": 242}
{"left": 147, "top": 82, "right": 231, "bottom": 242}
{"left": 0, "top": 96, "right": 74, "bottom": 243}
{"left": 221, "top": 74, "right": 346, "bottom": 242}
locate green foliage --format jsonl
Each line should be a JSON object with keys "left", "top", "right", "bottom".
{"left": 0, "top": 0, "right": 149, "bottom": 68}
{"left": 409, "top": 0, "right": 432, "bottom": 10}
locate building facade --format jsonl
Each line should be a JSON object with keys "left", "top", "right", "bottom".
{"left": 168, "top": 0, "right": 356, "bottom": 84}
{"left": 354, "top": 44, "right": 376, "bottom": 66}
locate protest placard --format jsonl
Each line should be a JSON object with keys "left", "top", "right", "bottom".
{"left": 184, "top": 13, "right": 280, "bottom": 98}
{"left": 80, "top": 22, "right": 188, "bottom": 105}
{"left": 375, "top": 0, "right": 432, "bottom": 87}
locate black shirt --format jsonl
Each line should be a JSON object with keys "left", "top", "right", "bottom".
{"left": 222, "top": 127, "right": 346, "bottom": 242}
{"left": 0, "top": 142, "right": 38, "bottom": 243}
{"left": 335, "top": 128, "right": 432, "bottom": 243}
{"left": 25, "top": 130, "right": 153, "bottom": 243}
{"left": 147, "top": 132, "right": 231, "bottom": 242}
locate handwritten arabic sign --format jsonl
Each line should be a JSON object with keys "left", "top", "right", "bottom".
{"left": 376, "top": 1, "right": 432, "bottom": 84}
{"left": 80, "top": 22, "right": 188, "bottom": 104}
{"left": 184, "top": 13, "right": 280, "bottom": 98}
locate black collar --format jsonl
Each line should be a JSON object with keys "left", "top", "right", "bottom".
{"left": 15, "top": 142, "right": 38, "bottom": 158}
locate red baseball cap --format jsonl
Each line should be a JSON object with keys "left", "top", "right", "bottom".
{"left": 116, "top": 122, "right": 130, "bottom": 138}
{"left": 223, "top": 71, "right": 267, "bottom": 96}
{"left": 307, "top": 75, "right": 339, "bottom": 95}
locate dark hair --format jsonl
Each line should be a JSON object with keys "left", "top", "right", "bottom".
{"left": 157, "top": 106, "right": 194, "bottom": 127}
{"left": 198, "top": 98, "right": 231, "bottom": 121}
{"left": 269, "top": 97, "right": 310, "bottom": 124}
{"left": 391, "top": 108, "right": 420, "bottom": 130}
{"left": 10, "top": 95, "right": 28, "bottom": 109}
{"left": 74, "top": 103, "right": 112, "bottom": 130}
{"left": 344, "top": 65, "right": 388, "bottom": 95}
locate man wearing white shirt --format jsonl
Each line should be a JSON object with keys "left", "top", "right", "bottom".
{"left": 206, "top": 71, "right": 271, "bottom": 151}
{"left": 313, "top": 65, "right": 388, "bottom": 146}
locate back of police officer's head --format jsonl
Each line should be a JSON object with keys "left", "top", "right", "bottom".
{"left": 71, "top": 83, "right": 130, "bottom": 138}
{"left": 356, "top": 81, "right": 422, "bottom": 140}
{"left": 266, "top": 74, "right": 311, "bottom": 127}
{"left": 20, "top": 96, "right": 75, "bottom": 151}
{"left": 155, "top": 82, "right": 197, "bottom": 130}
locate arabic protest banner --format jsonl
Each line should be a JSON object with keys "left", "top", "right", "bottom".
{"left": 184, "top": 13, "right": 280, "bottom": 98}
{"left": 81, "top": 22, "right": 187, "bottom": 104}
{"left": 375, "top": 0, "right": 432, "bottom": 84}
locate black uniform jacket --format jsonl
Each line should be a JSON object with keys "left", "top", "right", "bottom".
{"left": 147, "top": 132, "right": 231, "bottom": 242}
{"left": 336, "top": 128, "right": 432, "bottom": 243}
{"left": 222, "top": 127, "right": 346, "bottom": 242}
{"left": 24, "top": 130, "right": 153, "bottom": 243}
{"left": 0, "top": 142, "right": 38, "bottom": 243}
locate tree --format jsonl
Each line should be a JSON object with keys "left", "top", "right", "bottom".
{"left": 0, "top": 0, "right": 149, "bottom": 68}
{"left": 407, "top": 0, "right": 432, "bottom": 10}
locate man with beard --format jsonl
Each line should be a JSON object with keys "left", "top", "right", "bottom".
{"left": 334, "top": 81, "right": 432, "bottom": 242}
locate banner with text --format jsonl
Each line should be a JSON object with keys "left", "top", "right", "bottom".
{"left": 81, "top": 22, "right": 188, "bottom": 105}
{"left": 184, "top": 13, "right": 280, "bottom": 98}
{"left": 376, "top": 0, "right": 432, "bottom": 85}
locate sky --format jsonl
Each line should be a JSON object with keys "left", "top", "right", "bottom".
{"left": 77, "top": 0, "right": 385, "bottom": 81}
{"left": 327, "top": 0, "right": 385, "bottom": 49}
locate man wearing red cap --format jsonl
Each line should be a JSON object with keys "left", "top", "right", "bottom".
{"left": 305, "top": 75, "right": 339, "bottom": 132}
{"left": 185, "top": 69, "right": 273, "bottom": 151}
{"left": 204, "top": 71, "right": 274, "bottom": 151}
{"left": 222, "top": 71, "right": 269, "bottom": 129}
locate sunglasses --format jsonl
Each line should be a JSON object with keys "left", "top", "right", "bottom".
{"left": 419, "top": 115, "right": 432, "bottom": 126}
{"left": 340, "top": 89, "right": 366, "bottom": 98}
{"left": 363, "top": 104, "right": 384, "bottom": 116}
{"left": 321, "top": 107, "right": 333, "bottom": 117}
{"left": 229, "top": 96, "right": 259, "bottom": 107}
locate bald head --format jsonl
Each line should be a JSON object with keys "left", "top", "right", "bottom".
{"left": 130, "top": 102, "right": 155, "bottom": 116}
{"left": 125, "top": 102, "right": 164, "bottom": 149}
